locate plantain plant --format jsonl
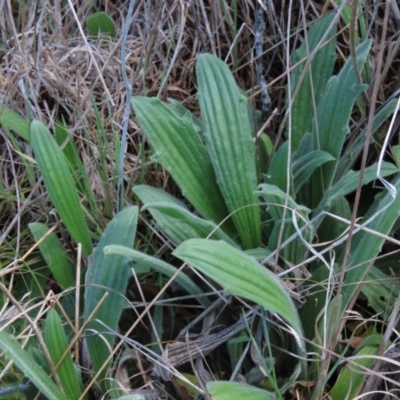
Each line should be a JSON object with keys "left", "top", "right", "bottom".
{"left": 1, "top": 10, "right": 400, "bottom": 400}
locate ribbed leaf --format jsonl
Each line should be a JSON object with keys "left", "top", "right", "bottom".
{"left": 84, "top": 206, "right": 138, "bottom": 382}
{"left": 29, "top": 222, "right": 75, "bottom": 289}
{"left": 340, "top": 174, "right": 400, "bottom": 313}
{"left": 0, "top": 330, "right": 69, "bottom": 400}
{"left": 30, "top": 120, "right": 92, "bottom": 256}
{"left": 196, "top": 54, "right": 261, "bottom": 249}
{"left": 321, "top": 162, "right": 399, "bottom": 208}
{"left": 290, "top": 13, "right": 337, "bottom": 151}
{"left": 103, "top": 244, "right": 210, "bottom": 307}
{"left": 207, "top": 381, "right": 277, "bottom": 400}
{"left": 173, "top": 239, "right": 303, "bottom": 338}
{"left": 307, "top": 40, "right": 371, "bottom": 206}
{"left": 45, "top": 309, "right": 83, "bottom": 400}
{"left": 330, "top": 335, "right": 382, "bottom": 400}
{"left": 131, "top": 97, "right": 234, "bottom": 234}
{"left": 134, "top": 183, "right": 236, "bottom": 246}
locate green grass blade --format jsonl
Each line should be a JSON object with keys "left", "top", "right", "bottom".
{"left": 45, "top": 309, "right": 84, "bottom": 400}
{"left": 131, "top": 97, "right": 234, "bottom": 234}
{"left": 0, "top": 330, "right": 69, "bottom": 400}
{"left": 290, "top": 14, "right": 337, "bottom": 151}
{"left": 84, "top": 206, "right": 138, "bottom": 384}
{"left": 30, "top": 120, "right": 92, "bottom": 256}
{"left": 173, "top": 239, "right": 303, "bottom": 339}
{"left": 29, "top": 222, "right": 75, "bottom": 289}
{"left": 196, "top": 54, "right": 261, "bottom": 249}
{"left": 103, "top": 244, "right": 210, "bottom": 307}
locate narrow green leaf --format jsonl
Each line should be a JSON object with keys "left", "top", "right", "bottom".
{"left": 197, "top": 54, "right": 261, "bottom": 249}
{"left": 310, "top": 40, "right": 372, "bottom": 199}
{"left": 264, "top": 142, "right": 293, "bottom": 193}
{"left": 293, "top": 150, "right": 335, "bottom": 193}
{"left": 84, "top": 206, "right": 138, "bottom": 383}
{"left": 131, "top": 97, "right": 234, "bottom": 235}
{"left": 45, "top": 309, "right": 83, "bottom": 400}
{"left": 321, "top": 162, "right": 399, "bottom": 208}
{"left": 207, "top": 381, "right": 277, "bottom": 400}
{"left": 341, "top": 174, "right": 400, "bottom": 313}
{"left": 336, "top": 98, "right": 398, "bottom": 180}
{"left": 29, "top": 222, "right": 75, "bottom": 289}
{"left": 103, "top": 244, "right": 210, "bottom": 307}
{"left": 290, "top": 13, "right": 337, "bottom": 151}
{"left": 330, "top": 335, "right": 381, "bottom": 400}
{"left": 30, "top": 120, "right": 92, "bottom": 256}
{"left": 0, "top": 105, "right": 30, "bottom": 141}
{"left": 173, "top": 239, "right": 303, "bottom": 338}
{"left": 0, "top": 330, "right": 69, "bottom": 400}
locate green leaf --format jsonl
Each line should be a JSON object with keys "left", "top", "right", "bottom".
{"left": 0, "top": 330, "right": 69, "bottom": 400}
{"left": 86, "top": 11, "right": 116, "bottom": 38}
{"left": 336, "top": 98, "right": 398, "bottom": 180}
{"left": 29, "top": 222, "right": 75, "bottom": 289}
{"left": 30, "top": 120, "right": 92, "bottom": 256}
{"left": 330, "top": 335, "right": 382, "bottom": 400}
{"left": 131, "top": 97, "right": 234, "bottom": 235}
{"left": 341, "top": 174, "right": 400, "bottom": 314}
{"left": 321, "top": 162, "right": 399, "bottom": 208}
{"left": 173, "top": 239, "right": 303, "bottom": 339}
{"left": 293, "top": 150, "right": 335, "bottom": 193}
{"left": 207, "top": 381, "right": 277, "bottom": 400}
{"left": 290, "top": 13, "right": 337, "bottom": 151}
{"left": 196, "top": 54, "right": 261, "bottom": 249}
{"left": 45, "top": 309, "right": 83, "bottom": 400}
{"left": 0, "top": 105, "right": 30, "bottom": 141}
{"left": 264, "top": 142, "right": 293, "bottom": 193}
{"left": 103, "top": 245, "right": 210, "bottom": 307}
{"left": 307, "top": 40, "right": 372, "bottom": 206}
{"left": 84, "top": 206, "right": 138, "bottom": 384}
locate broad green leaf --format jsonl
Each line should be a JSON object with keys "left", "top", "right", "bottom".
{"left": 330, "top": 335, "right": 382, "bottom": 400}
{"left": 207, "top": 381, "right": 277, "bottom": 400}
{"left": 103, "top": 244, "right": 209, "bottom": 307}
{"left": 143, "top": 203, "right": 238, "bottom": 246}
{"left": 84, "top": 206, "right": 138, "bottom": 384}
{"left": 173, "top": 239, "right": 303, "bottom": 339}
{"left": 392, "top": 144, "right": 400, "bottom": 169}
{"left": 0, "top": 105, "right": 30, "bottom": 141}
{"left": 54, "top": 120, "right": 97, "bottom": 213}
{"left": 0, "top": 330, "right": 69, "bottom": 400}
{"left": 45, "top": 309, "right": 83, "bottom": 400}
{"left": 29, "top": 222, "right": 75, "bottom": 289}
{"left": 30, "top": 120, "right": 92, "bottom": 256}
{"left": 131, "top": 97, "right": 235, "bottom": 235}
{"left": 306, "top": 40, "right": 371, "bottom": 206}
{"left": 86, "top": 11, "right": 116, "bottom": 38}
{"left": 134, "top": 185, "right": 235, "bottom": 245}
{"left": 290, "top": 13, "right": 337, "bottom": 151}
{"left": 197, "top": 54, "right": 261, "bottom": 249}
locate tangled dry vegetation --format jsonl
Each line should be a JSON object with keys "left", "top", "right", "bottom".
{"left": 1, "top": 0, "right": 400, "bottom": 399}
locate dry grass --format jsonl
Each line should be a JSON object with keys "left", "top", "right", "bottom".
{"left": 1, "top": 0, "right": 400, "bottom": 398}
